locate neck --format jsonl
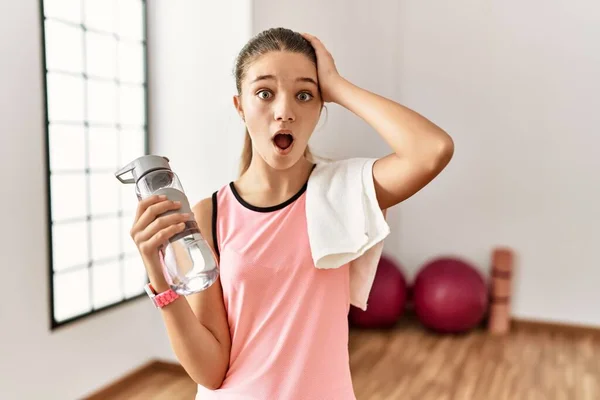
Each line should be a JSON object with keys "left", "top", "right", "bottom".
{"left": 239, "top": 151, "right": 314, "bottom": 198}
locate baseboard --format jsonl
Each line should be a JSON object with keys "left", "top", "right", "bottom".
{"left": 512, "top": 317, "right": 600, "bottom": 337}
{"left": 82, "top": 359, "right": 186, "bottom": 400}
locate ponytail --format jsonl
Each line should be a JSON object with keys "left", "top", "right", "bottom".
{"left": 239, "top": 129, "right": 253, "bottom": 176}
{"left": 238, "top": 130, "right": 315, "bottom": 176}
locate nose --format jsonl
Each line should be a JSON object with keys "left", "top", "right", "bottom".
{"left": 273, "top": 95, "right": 295, "bottom": 122}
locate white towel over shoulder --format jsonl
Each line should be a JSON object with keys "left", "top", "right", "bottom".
{"left": 306, "top": 157, "right": 390, "bottom": 311}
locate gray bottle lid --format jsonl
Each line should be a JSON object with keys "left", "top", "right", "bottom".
{"left": 115, "top": 155, "right": 171, "bottom": 184}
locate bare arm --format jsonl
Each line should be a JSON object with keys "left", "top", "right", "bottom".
{"left": 302, "top": 33, "right": 455, "bottom": 210}
{"left": 332, "top": 78, "right": 454, "bottom": 210}
{"left": 130, "top": 195, "right": 230, "bottom": 390}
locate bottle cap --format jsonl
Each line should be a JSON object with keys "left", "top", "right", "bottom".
{"left": 115, "top": 155, "right": 171, "bottom": 184}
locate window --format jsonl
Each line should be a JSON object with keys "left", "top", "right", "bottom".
{"left": 40, "top": 0, "right": 149, "bottom": 329}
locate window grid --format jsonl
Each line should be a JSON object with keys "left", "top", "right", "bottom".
{"left": 41, "top": 0, "right": 149, "bottom": 329}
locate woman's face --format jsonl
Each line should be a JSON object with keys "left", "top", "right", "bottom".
{"left": 234, "top": 51, "right": 322, "bottom": 170}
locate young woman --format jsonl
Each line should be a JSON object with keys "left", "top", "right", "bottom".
{"left": 130, "top": 28, "right": 454, "bottom": 399}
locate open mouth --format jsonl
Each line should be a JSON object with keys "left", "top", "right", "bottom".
{"left": 272, "top": 131, "right": 294, "bottom": 151}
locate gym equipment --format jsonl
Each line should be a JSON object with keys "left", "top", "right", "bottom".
{"left": 413, "top": 257, "right": 488, "bottom": 333}
{"left": 488, "top": 247, "right": 515, "bottom": 335}
{"left": 348, "top": 255, "right": 407, "bottom": 329}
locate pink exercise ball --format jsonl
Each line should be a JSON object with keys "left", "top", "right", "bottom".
{"left": 349, "top": 255, "right": 407, "bottom": 329}
{"left": 413, "top": 257, "right": 488, "bottom": 333}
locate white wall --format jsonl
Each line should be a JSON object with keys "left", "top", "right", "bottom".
{"left": 394, "top": 0, "right": 599, "bottom": 327}
{"left": 0, "top": 1, "right": 176, "bottom": 399}
{"left": 253, "top": 1, "right": 600, "bottom": 326}
{"left": 147, "top": 0, "right": 252, "bottom": 203}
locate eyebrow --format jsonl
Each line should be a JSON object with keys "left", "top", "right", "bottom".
{"left": 251, "top": 74, "right": 318, "bottom": 87}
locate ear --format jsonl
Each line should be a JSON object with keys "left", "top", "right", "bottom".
{"left": 233, "top": 95, "right": 244, "bottom": 120}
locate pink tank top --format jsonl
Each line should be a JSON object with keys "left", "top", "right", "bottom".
{"left": 195, "top": 180, "right": 356, "bottom": 400}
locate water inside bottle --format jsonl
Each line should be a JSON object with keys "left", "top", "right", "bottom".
{"left": 162, "top": 231, "right": 219, "bottom": 295}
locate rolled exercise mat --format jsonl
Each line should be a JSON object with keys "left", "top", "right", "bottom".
{"left": 487, "top": 247, "right": 514, "bottom": 335}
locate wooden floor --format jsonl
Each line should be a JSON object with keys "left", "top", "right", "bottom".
{"left": 87, "top": 316, "right": 600, "bottom": 399}
{"left": 348, "top": 317, "right": 600, "bottom": 400}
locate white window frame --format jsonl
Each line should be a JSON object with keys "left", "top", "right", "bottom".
{"left": 40, "top": 0, "right": 150, "bottom": 329}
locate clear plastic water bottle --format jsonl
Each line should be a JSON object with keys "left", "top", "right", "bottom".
{"left": 115, "top": 155, "right": 219, "bottom": 295}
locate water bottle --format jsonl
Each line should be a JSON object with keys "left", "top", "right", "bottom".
{"left": 115, "top": 155, "right": 219, "bottom": 295}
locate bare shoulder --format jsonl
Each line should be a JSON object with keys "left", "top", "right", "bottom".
{"left": 192, "top": 196, "right": 213, "bottom": 215}
{"left": 192, "top": 196, "right": 213, "bottom": 230}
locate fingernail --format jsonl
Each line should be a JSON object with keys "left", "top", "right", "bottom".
{"left": 174, "top": 200, "right": 181, "bottom": 205}
{"left": 159, "top": 195, "right": 167, "bottom": 200}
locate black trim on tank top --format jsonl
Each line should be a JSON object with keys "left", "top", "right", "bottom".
{"left": 211, "top": 191, "right": 220, "bottom": 258}
{"left": 229, "top": 164, "right": 316, "bottom": 213}
{"left": 229, "top": 181, "right": 307, "bottom": 213}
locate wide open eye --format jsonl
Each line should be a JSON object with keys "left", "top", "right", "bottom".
{"left": 297, "top": 92, "right": 314, "bottom": 102}
{"left": 257, "top": 90, "right": 273, "bottom": 100}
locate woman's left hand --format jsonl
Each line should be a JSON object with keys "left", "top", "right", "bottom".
{"left": 301, "top": 33, "right": 345, "bottom": 103}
